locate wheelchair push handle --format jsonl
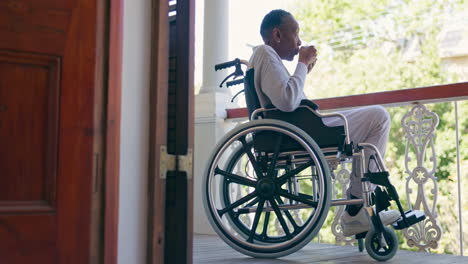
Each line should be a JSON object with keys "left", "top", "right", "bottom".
{"left": 215, "top": 58, "right": 247, "bottom": 88}
{"left": 226, "top": 79, "right": 244, "bottom": 87}
{"left": 215, "top": 58, "right": 240, "bottom": 71}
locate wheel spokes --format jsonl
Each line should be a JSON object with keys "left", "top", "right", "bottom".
{"left": 214, "top": 130, "right": 328, "bottom": 246}
{"left": 244, "top": 197, "right": 260, "bottom": 208}
{"left": 247, "top": 199, "right": 265, "bottom": 243}
{"left": 277, "top": 160, "right": 314, "bottom": 184}
{"left": 215, "top": 166, "right": 256, "bottom": 187}
{"left": 278, "top": 189, "right": 318, "bottom": 208}
{"left": 268, "top": 198, "right": 292, "bottom": 239}
{"left": 261, "top": 211, "right": 271, "bottom": 237}
{"left": 239, "top": 136, "right": 264, "bottom": 179}
{"left": 275, "top": 196, "right": 300, "bottom": 230}
{"left": 218, "top": 191, "right": 258, "bottom": 217}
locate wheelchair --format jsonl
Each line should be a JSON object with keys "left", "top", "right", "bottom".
{"left": 202, "top": 58, "right": 426, "bottom": 261}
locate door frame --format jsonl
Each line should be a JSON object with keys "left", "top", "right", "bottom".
{"left": 146, "top": 0, "right": 169, "bottom": 263}
{"left": 104, "top": 1, "right": 195, "bottom": 263}
{"left": 104, "top": 0, "right": 123, "bottom": 263}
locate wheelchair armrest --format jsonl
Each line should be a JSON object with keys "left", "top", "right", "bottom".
{"left": 264, "top": 100, "right": 319, "bottom": 111}
{"left": 300, "top": 100, "right": 319, "bottom": 110}
{"left": 254, "top": 101, "right": 320, "bottom": 120}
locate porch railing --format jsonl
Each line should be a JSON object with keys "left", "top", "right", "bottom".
{"left": 224, "top": 82, "right": 468, "bottom": 255}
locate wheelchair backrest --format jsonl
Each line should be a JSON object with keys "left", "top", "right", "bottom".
{"left": 243, "top": 68, "right": 261, "bottom": 120}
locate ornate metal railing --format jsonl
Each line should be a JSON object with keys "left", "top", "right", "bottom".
{"left": 401, "top": 104, "right": 441, "bottom": 251}
{"left": 224, "top": 82, "right": 468, "bottom": 255}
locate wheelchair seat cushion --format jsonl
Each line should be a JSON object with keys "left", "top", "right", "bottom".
{"left": 254, "top": 107, "right": 345, "bottom": 152}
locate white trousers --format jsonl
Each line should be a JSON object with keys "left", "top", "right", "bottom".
{"left": 323, "top": 106, "right": 391, "bottom": 198}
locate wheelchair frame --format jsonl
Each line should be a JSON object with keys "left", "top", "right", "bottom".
{"left": 202, "top": 58, "right": 425, "bottom": 261}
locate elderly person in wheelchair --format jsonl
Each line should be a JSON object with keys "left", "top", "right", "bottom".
{"left": 202, "top": 9, "right": 425, "bottom": 262}
{"left": 251, "top": 9, "right": 401, "bottom": 236}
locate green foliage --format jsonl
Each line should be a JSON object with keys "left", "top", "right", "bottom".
{"left": 287, "top": 0, "right": 468, "bottom": 255}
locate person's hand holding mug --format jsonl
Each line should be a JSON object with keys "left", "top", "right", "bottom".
{"left": 298, "top": 45, "right": 317, "bottom": 73}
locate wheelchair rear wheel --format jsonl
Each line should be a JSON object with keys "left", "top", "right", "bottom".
{"left": 203, "top": 119, "right": 332, "bottom": 258}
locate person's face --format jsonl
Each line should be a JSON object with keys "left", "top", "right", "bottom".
{"left": 273, "top": 15, "right": 302, "bottom": 61}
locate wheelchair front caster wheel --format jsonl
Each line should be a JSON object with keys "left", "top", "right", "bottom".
{"left": 365, "top": 226, "right": 398, "bottom": 261}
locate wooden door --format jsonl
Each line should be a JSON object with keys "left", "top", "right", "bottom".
{"left": 165, "top": 0, "right": 195, "bottom": 263}
{"left": 147, "top": 0, "right": 194, "bottom": 263}
{"left": 0, "top": 1, "right": 106, "bottom": 263}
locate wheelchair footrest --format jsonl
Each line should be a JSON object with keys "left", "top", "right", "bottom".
{"left": 392, "top": 210, "right": 426, "bottom": 230}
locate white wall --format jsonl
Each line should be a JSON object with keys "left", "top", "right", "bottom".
{"left": 118, "top": 0, "right": 151, "bottom": 263}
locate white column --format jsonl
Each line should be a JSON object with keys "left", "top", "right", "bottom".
{"left": 194, "top": 0, "right": 237, "bottom": 234}
{"left": 199, "top": 0, "right": 230, "bottom": 94}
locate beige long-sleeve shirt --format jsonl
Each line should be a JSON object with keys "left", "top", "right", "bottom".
{"left": 249, "top": 45, "right": 308, "bottom": 112}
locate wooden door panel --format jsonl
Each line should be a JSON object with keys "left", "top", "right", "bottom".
{"left": 0, "top": 215, "right": 56, "bottom": 263}
{"left": 0, "top": 1, "right": 72, "bottom": 55}
{"left": 0, "top": 51, "right": 59, "bottom": 209}
{"left": 0, "top": 0, "right": 104, "bottom": 263}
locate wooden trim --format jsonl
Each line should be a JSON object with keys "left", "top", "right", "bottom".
{"left": 226, "top": 82, "right": 468, "bottom": 119}
{"left": 104, "top": 0, "right": 123, "bottom": 263}
{"left": 314, "top": 82, "right": 468, "bottom": 109}
{"left": 147, "top": 0, "right": 169, "bottom": 263}
{"left": 187, "top": 1, "right": 195, "bottom": 262}
{"left": 90, "top": 0, "right": 108, "bottom": 262}
{"left": 226, "top": 107, "right": 250, "bottom": 120}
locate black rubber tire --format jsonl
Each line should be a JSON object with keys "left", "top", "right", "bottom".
{"left": 365, "top": 226, "right": 398, "bottom": 261}
{"left": 202, "top": 119, "right": 332, "bottom": 258}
